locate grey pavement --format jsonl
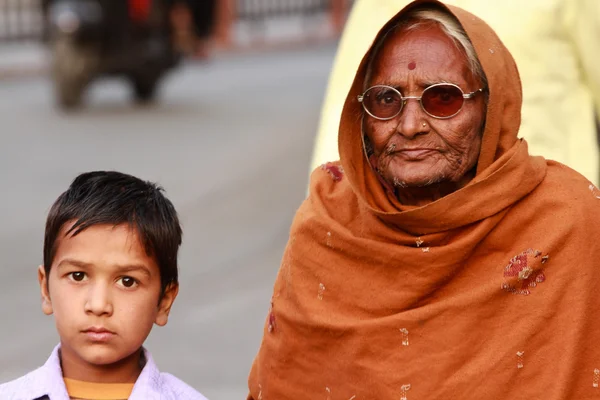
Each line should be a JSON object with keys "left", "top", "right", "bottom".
{"left": 0, "top": 42, "right": 48, "bottom": 78}
{"left": 0, "top": 43, "right": 336, "bottom": 399}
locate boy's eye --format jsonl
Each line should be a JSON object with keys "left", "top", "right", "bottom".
{"left": 117, "top": 276, "right": 138, "bottom": 288}
{"left": 68, "top": 272, "right": 87, "bottom": 282}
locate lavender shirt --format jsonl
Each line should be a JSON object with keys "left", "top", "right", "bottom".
{"left": 0, "top": 345, "right": 208, "bottom": 400}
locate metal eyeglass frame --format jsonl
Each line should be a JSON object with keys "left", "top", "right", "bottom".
{"left": 357, "top": 83, "right": 485, "bottom": 120}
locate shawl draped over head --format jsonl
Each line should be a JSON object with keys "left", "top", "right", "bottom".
{"left": 248, "top": 1, "right": 600, "bottom": 398}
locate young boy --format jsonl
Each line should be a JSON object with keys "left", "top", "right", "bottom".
{"left": 0, "top": 171, "right": 207, "bottom": 400}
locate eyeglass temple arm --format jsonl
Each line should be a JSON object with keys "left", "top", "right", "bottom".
{"left": 463, "top": 88, "right": 484, "bottom": 98}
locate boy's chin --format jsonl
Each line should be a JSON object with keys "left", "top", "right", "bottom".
{"left": 71, "top": 343, "right": 142, "bottom": 367}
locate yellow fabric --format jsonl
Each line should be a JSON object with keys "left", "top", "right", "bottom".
{"left": 311, "top": 0, "right": 600, "bottom": 184}
{"left": 63, "top": 378, "right": 133, "bottom": 400}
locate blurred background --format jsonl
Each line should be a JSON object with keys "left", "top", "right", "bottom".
{"left": 0, "top": 0, "right": 352, "bottom": 398}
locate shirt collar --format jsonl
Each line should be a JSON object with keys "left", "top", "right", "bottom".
{"left": 27, "top": 344, "right": 163, "bottom": 400}
{"left": 26, "top": 344, "right": 70, "bottom": 400}
{"left": 129, "top": 348, "right": 163, "bottom": 400}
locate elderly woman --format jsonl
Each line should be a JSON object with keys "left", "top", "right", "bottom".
{"left": 248, "top": 1, "right": 600, "bottom": 399}
{"left": 311, "top": 0, "right": 600, "bottom": 185}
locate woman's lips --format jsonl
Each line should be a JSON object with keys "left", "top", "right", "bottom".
{"left": 396, "top": 148, "right": 437, "bottom": 159}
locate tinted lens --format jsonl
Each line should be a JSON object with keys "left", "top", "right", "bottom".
{"left": 421, "top": 84, "right": 464, "bottom": 117}
{"left": 363, "top": 86, "right": 402, "bottom": 119}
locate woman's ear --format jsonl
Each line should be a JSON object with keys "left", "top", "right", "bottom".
{"left": 38, "top": 265, "right": 53, "bottom": 315}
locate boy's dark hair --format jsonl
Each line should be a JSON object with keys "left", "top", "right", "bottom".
{"left": 43, "top": 171, "right": 182, "bottom": 295}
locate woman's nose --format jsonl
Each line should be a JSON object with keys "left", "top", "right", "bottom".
{"left": 395, "top": 99, "right": 429, "bottom": 139}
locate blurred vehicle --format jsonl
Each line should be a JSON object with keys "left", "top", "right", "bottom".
{"left": 45, "top": 0, "right": 180, "bottom": 109}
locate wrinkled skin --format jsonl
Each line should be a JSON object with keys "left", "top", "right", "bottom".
{"left": 363, "top": 23, "right": 486, "bottom": 206}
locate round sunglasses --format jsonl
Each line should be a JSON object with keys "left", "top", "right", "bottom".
{"left": 357, "top": 83, "right": 485, "bottom": 120}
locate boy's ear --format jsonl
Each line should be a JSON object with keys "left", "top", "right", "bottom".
{"left": 155, "top": 283, "right": 179, "bottom": 327}
{"left": 38, "top": 265, "right": 53, "bottom": 316}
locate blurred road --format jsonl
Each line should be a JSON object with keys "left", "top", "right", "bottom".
{"left": 0, "top": 44, "right": 335, "bottom": 399}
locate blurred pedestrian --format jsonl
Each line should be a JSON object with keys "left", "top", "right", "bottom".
{"left": 168, "top": 0, "right": 218, "bottom": 58}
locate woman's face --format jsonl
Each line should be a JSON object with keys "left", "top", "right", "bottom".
{"left": 363, "top": 24, "right": 486, "bottom": 189}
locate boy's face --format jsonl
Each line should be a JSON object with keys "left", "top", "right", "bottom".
{"left": 38, "top": 222, "right": 178, "bottom": 378}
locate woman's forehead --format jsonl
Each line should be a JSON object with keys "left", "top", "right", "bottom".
{"left": 369, "top": 24, "right": 474, "bottom": 87}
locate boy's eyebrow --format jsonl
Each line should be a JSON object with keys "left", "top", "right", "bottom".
{"left": 57, "top": 258, "right": 93, "bottom": 270}
{"left": 57, "top": 258, "right": 152, "bottom": 278}
{"left": 116, "top": 264, "right": 152, "bottom": 279}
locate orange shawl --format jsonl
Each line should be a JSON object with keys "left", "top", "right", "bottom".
{"left": 248, "top": 1, "right": 600, "bottom": 398}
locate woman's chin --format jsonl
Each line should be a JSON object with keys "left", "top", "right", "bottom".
{"left": 385, "top": 170, "right": 446, "bottom": 188}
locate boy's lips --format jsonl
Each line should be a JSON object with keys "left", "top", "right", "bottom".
{"left": 82, "top": 327, "right": 116, "bottom": 342}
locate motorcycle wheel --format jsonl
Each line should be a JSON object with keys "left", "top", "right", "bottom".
{"left": 131, "top": 74, "right": 162, "bottom": 103}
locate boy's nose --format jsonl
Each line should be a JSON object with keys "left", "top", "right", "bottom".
{"left": 84, "top": 283, "right": 113, "bottom": 316}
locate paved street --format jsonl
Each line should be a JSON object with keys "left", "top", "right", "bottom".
{"left": 0, "top": 44, "right": 336, "bottom": 399}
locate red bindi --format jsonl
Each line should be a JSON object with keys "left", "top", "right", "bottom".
{"left": 408, "top": 61, "right": 416, "bottom": 70}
